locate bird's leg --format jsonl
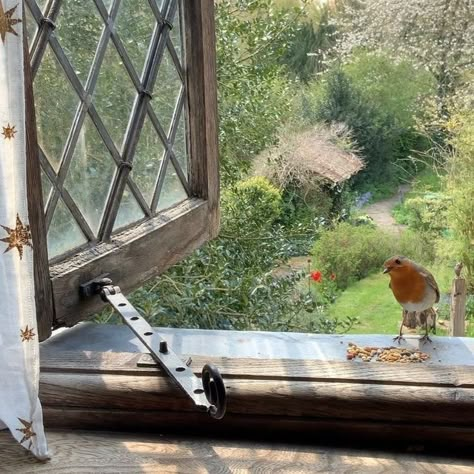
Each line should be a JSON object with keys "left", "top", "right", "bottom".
{"left": 393, "top": 311, "right": 406, "bottom": 344}
{"left": 419, "top": 317, "right": 432, "bottom": 345}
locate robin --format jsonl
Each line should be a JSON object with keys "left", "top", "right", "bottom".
{"left": 383, "top": 256, "right": 440, "bottom": 344}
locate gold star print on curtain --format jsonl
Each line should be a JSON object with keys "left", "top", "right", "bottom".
{"left": 0, "top": 0, "right": 49, "bottom": 460}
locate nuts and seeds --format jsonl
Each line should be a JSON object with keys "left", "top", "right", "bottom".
{"left": 346, "top": 342, "right": 430, "bottom": 363}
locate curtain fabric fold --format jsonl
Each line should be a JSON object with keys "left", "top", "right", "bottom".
{"left": 0, "top": 0, "right": 49, "bottom": 460}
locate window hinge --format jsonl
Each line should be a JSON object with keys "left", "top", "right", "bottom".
{"left": 79, "top": 276, "right": 226, "bottom": 419}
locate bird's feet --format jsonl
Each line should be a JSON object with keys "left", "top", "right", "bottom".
{"left": 419, "top": 334, "right": 432, "bottom": 345}
{"left": 393, "top": 335, "right": 405, "bottom": 344}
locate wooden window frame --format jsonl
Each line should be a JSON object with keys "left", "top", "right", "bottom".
{"left": 25, "top": 1, "right": 219, "bottom": 341}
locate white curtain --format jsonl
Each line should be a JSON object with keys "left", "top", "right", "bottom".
{"left": 0, "top": 0, "right": 49, "bottom": 459}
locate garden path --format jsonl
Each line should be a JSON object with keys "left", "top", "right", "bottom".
{"left": 363, "top": 184, "right": 410, "bottom": 233}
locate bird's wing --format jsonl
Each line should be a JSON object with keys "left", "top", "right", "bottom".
{"left": 413, "top": 262, "right": 440, "bottom": 303}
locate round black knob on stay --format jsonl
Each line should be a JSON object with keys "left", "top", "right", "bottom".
{"left": 202, "top": 364, "right": 227, "bottom": 420}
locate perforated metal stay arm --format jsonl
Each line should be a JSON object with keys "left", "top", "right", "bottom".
{"left": 80, "top": 277, "right": 226, "bottom": 419}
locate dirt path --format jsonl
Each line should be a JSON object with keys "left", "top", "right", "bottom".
{"left": 363, "top": 184, "right": 410, "bottom": 234}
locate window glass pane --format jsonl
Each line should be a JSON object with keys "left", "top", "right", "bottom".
{"left": 131, "top": 116, "right": 165, "bottom": 205}
{"left": 153, "top": 49, "right": 182, "bottom": 136}
{"left": 40, "top": 170, "right": 53, "bottom": 209}
{"left": 173, "top": 112, "right": 188, "bottom": 179}
{"left": 157, "top": 161, "right": 187, "bottom": 212}
{"left": 93, "top": 43, "right": 137, "bottom": 151}
{"left": 34, "top": 46, "right": 79, "bottom": 172}
{"left": 55, "top": 0, "right": 104, "bottom": 85}
{"left": 115, "top": 0, "right": 156, "bottom": 78}
{"left": 63, "top": 116, "right": 117, "bottom": 235}
{"left": 48, "top": 199, "right": 88, "bottom": 258}
{"left": 114, "top": 185, "right": 145, "bottom": 231}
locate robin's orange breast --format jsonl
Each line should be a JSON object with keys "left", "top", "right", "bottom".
{"left": 389, "top": 267, "right": 427, "bottom": 305}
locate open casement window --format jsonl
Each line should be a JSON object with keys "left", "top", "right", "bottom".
{"left": 24, "top": 0, "right": 219, "bottom": 341}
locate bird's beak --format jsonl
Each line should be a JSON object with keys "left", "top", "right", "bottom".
{"left": 383, "top": 267, "right": 390, "bottom": 274}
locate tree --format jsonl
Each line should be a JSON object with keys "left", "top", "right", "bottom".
{"left": 336, "top": 0, "right": 474, "bottom": 112}
{"left": 280, "top": 4, "right": 337, "bottom": 82}
{"left": 215, "top": 0, "right": 304, "bottom": 181}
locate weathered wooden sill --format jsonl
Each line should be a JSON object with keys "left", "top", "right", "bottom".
{"left": 39, "top": 324, "right": 474, "bottom": 452}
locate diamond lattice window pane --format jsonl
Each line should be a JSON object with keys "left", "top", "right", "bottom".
{"left": 115, "top": 0, "right": 156, "bottom": 78}
{"left": 173, "top": 112, "right": 188, "bottom": 179}
{"left": 153, "top": 49, "right": 182, "bottom": 136}
{"left": 40, "top": 170, "right": 53, "bottom": 209}
{"left": 157, "top": 161, "right": 187, "bottom": 212}
{"left": 93, "top": 43, "right": 137, "bottom": 151}
{"left": 54, "top": 0, "right": 104, "bottom": 85}
{"left": 63, "top": 115, "right": 117, "bottom": 235}
{"left": 48, "top": 199, "right": 88, "bottom": 258}
{"left": 34, "top": 46, "right": 80, "bottom": 172}
{"left": 131, "top": 116, "right": 165, "bottom": 205}
{"left": 114, "top": 185, "right": 145, "bottom": 231}
{"left": 25, "top": 5, "right": 37, "bottom": 47}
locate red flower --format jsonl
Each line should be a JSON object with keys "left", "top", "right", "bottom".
{"left": 330, "top": 273, "right": 336, "bottom": 281}
{"left": 310, "top": 271, "right": 322, "bottom": 283}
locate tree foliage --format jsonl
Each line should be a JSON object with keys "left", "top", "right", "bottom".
{"left": 216, "top": 0, "right": 303, "bottom": 180}
{"left": 336, "top": 0, "right": 474, "bottom": 109}
{"left": 280, "top": 3, "right": 337, "bottom": 82}
{"left": 311, "top": 69, "right": 398, "bottom": 185}
{"left": 445, "top": 110, "right": 474, "bottom": 286}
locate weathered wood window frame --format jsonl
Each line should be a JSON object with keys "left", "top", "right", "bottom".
{"left": 25, "top": 0, "right": 219, "bottom": 341}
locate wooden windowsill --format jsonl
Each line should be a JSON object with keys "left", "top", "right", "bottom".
{"left": 2, "top": 430, "right": 473, "bottom": 472}
{"left": 39, "top": 324, "right": 474, "bottom": 452}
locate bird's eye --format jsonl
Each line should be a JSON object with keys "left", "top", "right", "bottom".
{"left": 395, "top": 258, "right": 401, "bottom": 265}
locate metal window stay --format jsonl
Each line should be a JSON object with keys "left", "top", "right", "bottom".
{"left": 80, "top": 275, "right": 227, "bottom": 419}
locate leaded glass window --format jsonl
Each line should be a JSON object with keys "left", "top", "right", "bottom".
{"left": 26, "top": 0, "right": 190, "bottom": 260}
{"left": 23, "top": 0, "right": 219, "bottom": 340}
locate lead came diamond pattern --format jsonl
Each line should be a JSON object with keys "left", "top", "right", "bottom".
{"left": 28, "top": 0, "right": 190, "bottom": 259}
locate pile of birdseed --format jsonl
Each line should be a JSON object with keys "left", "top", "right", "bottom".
{"left": 346, "top": 342, "right": 430, "bottom": 363}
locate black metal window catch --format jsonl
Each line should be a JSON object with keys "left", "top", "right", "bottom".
{"left": 80, "top": 276, "right": 226, "bottom": 419}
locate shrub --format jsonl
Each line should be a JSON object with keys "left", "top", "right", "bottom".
{"left": 397, "top": 230, "right": 436, "bottom": 266}
{"left": 312, "top": 223, "right": 436, "bottom": 289}
{"left": 221, "top": 176, "right": 283, "bottom": 236}
{"left": 312, "top": 222, "right": 394, "bottom": 289}
{"left": 394, "top": 193, "right": 450, "bottom": 235}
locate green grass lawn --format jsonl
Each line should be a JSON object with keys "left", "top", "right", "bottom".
{"left": 329, "top": 262, "right": 456, "bottom": 335}
{"left": 328, "top": 273, "right": 402, "bottom": 334}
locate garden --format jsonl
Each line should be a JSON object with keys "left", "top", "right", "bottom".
{"left": 96, "top": 0, "right": 474, "bottom": 338}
